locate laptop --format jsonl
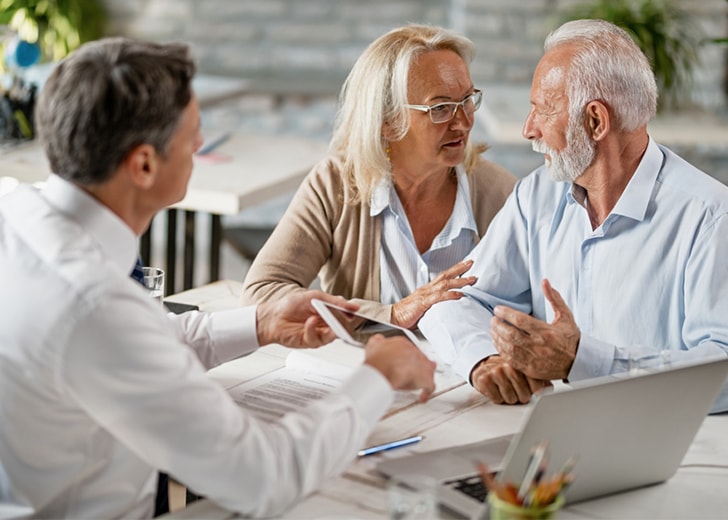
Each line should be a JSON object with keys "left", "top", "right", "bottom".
{"left": 377, "top": 357, "right": 728, "bottom": 518}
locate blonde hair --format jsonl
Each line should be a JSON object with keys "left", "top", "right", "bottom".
{"left": 331, "top": 24, "right": 483, "bottom": 203}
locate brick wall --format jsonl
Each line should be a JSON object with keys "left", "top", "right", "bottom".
{"left": 100, "top": 0, "right": 728, "bottom": 108}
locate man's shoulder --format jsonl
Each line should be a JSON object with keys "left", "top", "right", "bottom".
{"left": 513, "top": 166, "right": 566, "bottom": 201}
{"left": 1, "top": 185, "right": 122, "bottom": 317}
{"left": 657, "top": 144, "right": 728, "bottom": 207}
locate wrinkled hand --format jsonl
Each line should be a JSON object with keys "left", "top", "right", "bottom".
{"left": 490, "top": 279, "right": 580, "bottom": 381}
{"left": 256, "top": 290, "right": 358, "bottom": 348}
{"left": 364, "top": 334, "right": 436, "bottom": 403}
{"left": 471, "top": 355, "right": 552, "bottom": 404}
{"left": 391, "top": 259, "right": 477, "bottom": 329}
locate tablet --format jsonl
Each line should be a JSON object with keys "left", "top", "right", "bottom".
{"left": 164, "top": 301, "right": 200, "bottom": 314}
{"left": 311, "top": 298, "right": 420, "bottom": 347}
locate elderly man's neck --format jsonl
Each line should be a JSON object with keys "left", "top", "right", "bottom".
{"left": 574, "top": 128, "right": 649, "bottom": 229}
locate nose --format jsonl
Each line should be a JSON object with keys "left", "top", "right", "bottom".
{"left": 450, "top": 103, "right": 474, "bottom": 130}
{"left": 522, "top": 108, "right": 539, "bottom": 141}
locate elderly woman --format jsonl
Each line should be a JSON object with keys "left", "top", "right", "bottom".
{"left": 241, "top": 24, "right": 516, "bottom": 328}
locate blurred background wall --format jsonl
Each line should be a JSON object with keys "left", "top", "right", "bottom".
{"left": 101, "top": 0, "right": 727, "bottom": 110}
{"left": 4, "top": 0, "right": 728, "bottom": 284}
{"left": 95, "top": 0, "right": 728, "bottom": 284}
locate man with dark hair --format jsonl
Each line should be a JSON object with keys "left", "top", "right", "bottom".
{"left": 0, "top": 37, "right": 435, "bottom": 518}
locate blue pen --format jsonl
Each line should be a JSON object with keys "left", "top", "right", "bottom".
{"left": 196, "top": 131, "right": 231, "bottom": 155}
{"left": 482, "top": 300, "right": 530, "bottom": 335}
{"left": 357, "top": 435, "right": 423, "bottom": 457}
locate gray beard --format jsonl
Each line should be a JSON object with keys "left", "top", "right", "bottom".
{"left": 532, "top": 123, "right": 595, "bottom": 183}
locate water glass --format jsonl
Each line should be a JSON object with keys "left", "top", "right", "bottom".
{"left": 142, "top": 266, "right": 165, "bottom": 307}
{"left": 387, "top": 474, "right": 438, "bottom": 519}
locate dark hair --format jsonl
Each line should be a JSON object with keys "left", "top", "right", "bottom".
{"left": 35, "top": 37, "right": 196, "bottom": 184}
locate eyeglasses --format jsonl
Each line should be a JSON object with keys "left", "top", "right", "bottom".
{"left": 404, "top": 89, "right": 483, "bottom": 124}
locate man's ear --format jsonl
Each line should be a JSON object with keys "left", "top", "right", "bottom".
{"left": 585, "top": 100, "right": 609, "bottom": 141}
{"left": 124, "top": 143, "right": 158, "bottom": 189}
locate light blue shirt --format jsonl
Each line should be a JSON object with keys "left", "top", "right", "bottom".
{"left": 371, "top": 165, "right": 477, "bottom": 303}
{"left": 419, "top": 138, "right": 728, "bottom": 413}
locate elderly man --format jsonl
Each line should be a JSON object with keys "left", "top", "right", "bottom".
{"left": 420, "top": 19, "right": 728, "bottom": 413}
{"left": 0, "top": 38, "right": 435, "bottom": 518}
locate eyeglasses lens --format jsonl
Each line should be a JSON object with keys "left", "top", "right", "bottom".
{"left": 430, "top": 91, "right": 482, "bottom": 123}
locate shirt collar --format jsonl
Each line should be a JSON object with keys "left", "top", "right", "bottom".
{"left": 369, "top": 164, "right": 475, "bottom": 224}
{"left": 370, "top": 164, "right": 476, "bottom": 250}
{"left": 438, "top": 165, "right": 477, "bottom": 246}
{"left": 567, "top": 136, "right": 663, "bottom": 222}
{"left": 608, "top": 136, "right": 662, "bottom": 221}
{"left": 370, "top": 176, "right": 390, "bottom": 217}
{"left": 43, "top": 174, "right": 139, "bottom": 275}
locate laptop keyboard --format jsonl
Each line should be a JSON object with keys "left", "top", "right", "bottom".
{"left": 444, "top": 474, "right": 490, "bottom": 503}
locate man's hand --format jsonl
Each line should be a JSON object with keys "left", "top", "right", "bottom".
{"left": 471, "top": 355, "right": 552, "bottom": 404}
{"left": 256, "top": 291, "right": 358, "bottom": 348}
{"left": 364, "top": 335, "right": 436, "bottom": 403}
{"left": 490, "top": 279, "right": 580, "bottom": 381}
{"left": 391, "top": 259, "right": 477, "bottom": 329}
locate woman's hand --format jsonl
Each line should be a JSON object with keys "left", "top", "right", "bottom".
{"left": 391, "top": 259, "right": 476, "bottom": 329}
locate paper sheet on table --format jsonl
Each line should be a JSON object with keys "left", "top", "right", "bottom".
{"left": 226, "top": 348, "right": 462, "bottom": 422}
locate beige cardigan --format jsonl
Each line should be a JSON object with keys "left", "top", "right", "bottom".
{"left": 241, "top": 154, "right": 517, "bottom": 322}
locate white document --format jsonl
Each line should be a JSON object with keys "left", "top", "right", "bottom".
{"left": 227, "top": 349, "right": 422, "bottom": 421}
{"left": 227, "top": 350, "right": 351, "bottom": 422}
{"left": 226, "top": 341, "right": 464, "bottom": 422}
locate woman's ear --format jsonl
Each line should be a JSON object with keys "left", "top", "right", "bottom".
{"left": 585, "top": 100, "right": 609, "bottom": 141}
{"left": 382, "top": 120, "right": 397, "bottom": 142}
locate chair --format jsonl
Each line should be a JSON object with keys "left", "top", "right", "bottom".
{"left": 222, "top": 224, "right": 275, "bottom": 263}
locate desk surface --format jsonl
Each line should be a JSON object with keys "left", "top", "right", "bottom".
{"left": 0, "top": 132, "right": 328, "bottom": 215}
{"left": 183, "top": 132, "right": 328, "bottom": 214}
{"left": 164, "top": 281, "right": 728, "bottom": 519}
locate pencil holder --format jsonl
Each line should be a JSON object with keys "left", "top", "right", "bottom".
{"left": 487, "top": 492, "right": 564, "bottom": 520}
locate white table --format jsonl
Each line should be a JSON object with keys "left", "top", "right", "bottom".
{"left": 163, "top": 281, "right": 728, "bottom": 519}
{"left": 0, "top": 131, "right": 328, "bottom": 292}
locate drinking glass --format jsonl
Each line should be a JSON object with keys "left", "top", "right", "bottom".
{"left": 142, "top": 266, "right": 165, "bottom": 308}
{"left": 387, "top": 474, "right": 438, "bottom": 519}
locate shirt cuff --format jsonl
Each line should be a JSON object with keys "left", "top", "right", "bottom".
{"left": 337, "top": 364, "right": 394, "bottom": 428}
{"left": 568, "top": 333, "right": 616, "bottom": 381}
{"left": 453, "top": 341, "right": 498, "bottom": 384}
{"left": 209, "top": 306, "right": 260, "bottom": 362}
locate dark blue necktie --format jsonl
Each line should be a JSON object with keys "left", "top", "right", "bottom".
{"left": 130, "top": 257, "right": 145, "bottom": 286}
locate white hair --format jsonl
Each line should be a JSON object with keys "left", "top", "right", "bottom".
{"left": 545, "top": 19, "right": 658, "bottom": 131}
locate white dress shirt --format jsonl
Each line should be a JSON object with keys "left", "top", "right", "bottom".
{"left": 0, "top": 175, "right": 393, "bottom": 518}
{"left": 373, "top": 164, "right": 478, "bottom": 303}
{"left": 420, "top": 138, "right": 728, "bottom": 413}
